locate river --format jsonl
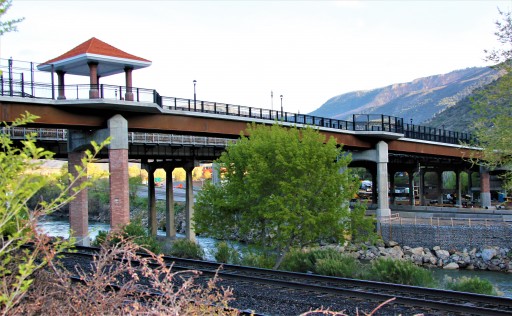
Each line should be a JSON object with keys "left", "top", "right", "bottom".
{"left": 37, "top": 219, "right": 512, "bottom": 298}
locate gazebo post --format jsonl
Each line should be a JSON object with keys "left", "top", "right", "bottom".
{"left": 56, "top": 70, "right": 66, "bottom": 100}
{"left": 88, "top": 61, "right": 99, "bottom": 99}
{"left": 125, "top": 66, "right": 133, "bottom": 101}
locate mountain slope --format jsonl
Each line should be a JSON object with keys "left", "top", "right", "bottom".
{"left": 310, "top": 67, "right": 501, "bottom": 125}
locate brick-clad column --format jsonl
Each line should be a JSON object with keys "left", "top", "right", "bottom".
{"left": 108, "top": 115, "right": 129, "bottom": 230}
{"left": 184, "top": 161, "right": 197, "bottom": 242}
{"left": 88, "top": 62, "right": 99, "bottom": 99}
{"left": 68, "top": 151, "right": 89, "bottom": 246}
{"left": 480, "top": 166, "right": 491, "bottom": 208}
{"left": 124, "top": 67, "right": 134, "bottom": 101}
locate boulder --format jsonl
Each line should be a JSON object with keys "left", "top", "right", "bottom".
{"left": 435, "top": 249, "right": 450, "bottom": 260}
{"left": 443, "top": 262, "right": 459, "bottom": 270}
{"left": 482, "top": 248, "right": 497, "bottom": 261}
{"left": 387, "top": 246, "right": 404, "bottom": 259}
{"left": 411, "top": 247, "right": 424, "bottom": 256}
{"left": 386, "top": 240, "right": 399, "bottom": 247}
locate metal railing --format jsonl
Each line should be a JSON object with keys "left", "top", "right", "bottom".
{"left": 0, "top": 57, "right": 473, "bottom": 146}
{"left": 1, "top": 127, "right": 231, "bottom": 147}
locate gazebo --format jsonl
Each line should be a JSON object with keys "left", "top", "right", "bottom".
{"left": 37, "top": 37, "right": 151, "bottom": 100}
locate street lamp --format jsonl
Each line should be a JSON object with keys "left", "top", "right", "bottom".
{"left": 193, "top": 80, "right": 197, "bottom": 109}
{"left": 280, "top": 94, "right": 283, "bottom": 117}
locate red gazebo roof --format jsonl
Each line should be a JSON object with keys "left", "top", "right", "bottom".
{"left": 37, "top": 37, "right": 151, "bottom": 76}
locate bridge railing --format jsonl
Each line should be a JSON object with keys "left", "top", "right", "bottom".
{"left": 0, "top": 58, "right": 473, "bottom": 146}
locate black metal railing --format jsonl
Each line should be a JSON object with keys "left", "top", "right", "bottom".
{"left": 0, "top": 57, "right": 473, "bottom": 146}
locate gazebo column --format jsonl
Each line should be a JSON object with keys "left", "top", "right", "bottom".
{"left": 88, "top": 62, "right": 99, "bottom": 99}
{"left": 56, "top": 70, "right": 66, "bottom": 100}
{"left": 480, "top": 166, "right": 491, "bottom": 208}
{"left": 125, "top": 67, "right": 134, "bottom": 101}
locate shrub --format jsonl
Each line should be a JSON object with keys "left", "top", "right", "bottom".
{"left": 314, "top": 256, "right": 359, "bottom": 278}
{"left": 365, "top": 258, "right": 437, "bottom": 287}
{"left": 444, "top": 276, "right": 498, "bottom": 296}
{"left": 240, "top": 248, "right": 276, "bottom": 269}
{"left": 280, "top": 248, "right": 314, "bottom": 273}
{"left": 214, "top": 241, "right": 240, "bottom": 264}
{"left": 93, "top": 220, "right": 162, "bottom": 254}
{"left": 169, "top": 239, "right": 204, "bottom": 260}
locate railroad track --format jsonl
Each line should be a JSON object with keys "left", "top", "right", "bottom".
{"left": 68, "top": 246, "right": 512, "bottom": 315}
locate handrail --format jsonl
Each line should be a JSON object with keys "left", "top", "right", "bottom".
{"left": 0, "top": 56, "right": 473, "bottom": 146}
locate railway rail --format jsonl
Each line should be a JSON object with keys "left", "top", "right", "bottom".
{"left": 63, "top": 246, "right": 512, "bottom": 315}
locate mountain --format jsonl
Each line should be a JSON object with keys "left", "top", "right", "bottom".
{"left": 309, "top": 67, "right": 501, "bottom": 128}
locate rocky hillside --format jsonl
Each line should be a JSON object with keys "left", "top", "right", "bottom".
{"left": 310, "top": 67, "right": 501, "bottom": 127}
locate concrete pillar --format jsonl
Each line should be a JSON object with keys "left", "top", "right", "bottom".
{"left": 455, "top": 170, "right": 462, "bottom": 206}
{"left": 212, "top": 162, "right": 221, "bottom": 185}
{"left": 376, "top": 141, "right": 390, "bottom": 221}
{"left": 147, "top": 164, "right": 157, "bottom": 236}
{"left": 56, "top": 70, "right": 66, "bottom": 100}
{"left": 419, "top": 169, "right": 426, "bottom": 206}
{"left": 389, "top": 171, "right": 396, "bottom": 205}
{"left": 184, "top": 161, "right": 197, "bottom": 242}
{"left": 68, "top": 151, "right": 89, "bottom": 246}
{"left": 108, "top": 115, "right": 129, "bottom": 230}
{"left": 408, "top": 171, "right": 415, "bottom": 206}
{"left": 480, "top": 166, "right": 491, "bottom": 208}
{"left": 88, "top": 62, "right": 99, "bottom": 99}
{"left": 124, "top": 67, "right": 134, "bottom": 101}
{"left": 468, "top": 171, "right": 474, "bottom": 202}
{"left": 437, "top": 171, "right": 444, "bottom": 204}
{"left": 165, "top": 165, "right": 176, "bottom": 239}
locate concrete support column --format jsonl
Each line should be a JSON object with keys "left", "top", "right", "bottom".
{"left": 147, "top": 165, "right": 157, "bottom": 236}
{"left": 108, "top": 115, "right": 129, "bottom": 230}
{"left": 184, "top": 161, "right": 198, "bottom": 242}
{"left": 455, "top": 170, "right": 462, "bottom": 206}
{"left": 408, "top": 171, "right": 415, "bottom": 206}
{"left": 56, "top": 70, "right": 66, "bottom": 100}
{"left": 419, "top": 169, "right": 426, "bottom": 206}
{"left": 480, "top": 166, "right": 491, "bottom": 208}
{"left": 437, "top": 171, "right": 444, "bottom": 204}
{"left": 468, "top": 171, "right": 474, "bottom": 202}
{"left": 376, "top": 141, "right": 391, "bottom": 222}
{"left": 124, "top": 67, "right": 134, "bottom": 101}
{"left": 68, "top": 151, "right": 89, "bottom": 246}
{"left": 88, "top": 62, "right": 99, "bottom": 99}
{"left": 165, "top": 165, "right": 176, "bottom": 239}
{"left": 212, "top": 162, "right": 221, "bottom": 185}
{"left": 389, "top": 171, "right": 396, "bottom": 205}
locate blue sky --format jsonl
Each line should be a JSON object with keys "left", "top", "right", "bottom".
{"left": 2, "top": 0, "right": 510, "bottom": 114}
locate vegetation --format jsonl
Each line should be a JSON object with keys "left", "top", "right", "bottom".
{"left": 213, "top": 241, "right": 240, "bottom": 264}
{"left": 444, "top": 276, "right": 498, "bottom": 296}
{"left": 0, "top": 0, "right": 24, "bottom": 36}
{"left": 365, "top": 258, "right": 437, "bottom": 287}
{"left": 469, "top": 8, "right": 512, "bottom": 190}
{"left": 194, "top": 123, "right": 373, "bottom": 269}
{"left": 0, "top": 113, "right": 108, "bottom": 314}
{"left": 169, "top": 238, "right": 204, "bottom": 260}
{"left": 93, "top": 220, "right": 162, "bottom": 254}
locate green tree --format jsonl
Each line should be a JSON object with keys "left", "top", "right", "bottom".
{"left": 194, "top": 123, "right": 363, "bottom": 269}
{"left": 471, "top": 8, "right": 512, "bottom": 190}
{"left": 0, "top": 113, "right": 107, "bottom": 314}
{"left": 0, "top": 0, "right": 24, "bottom": 36}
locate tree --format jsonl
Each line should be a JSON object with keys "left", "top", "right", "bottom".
{"left": 0, "top": 0, "right": 24, "bottom": 36}
{"left": 0, "top": 113, "right": 108, "bottom": 314}
{"left": 194, "top": 123, "right": 366, "bottom": 269}
{"left": 470, "top": 8, "right": 512, "bottom": 190}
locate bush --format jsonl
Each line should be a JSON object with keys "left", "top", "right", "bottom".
{"left": 280, "top": 248, "right": 314, "bottom": 273}
{"left": 365, "top": 258, "right": 436, "bottom": 287}
{"left": 93, "top": 220, "right": 162, "bottom": 254}
{"left": 169, "top": 239, "right": 204, "bottom": 260}
{"left": 314, "top": 256, "right": 359, "bottom": 278}
{"left": 444, "top": 276, "right": 498, "bottom": 296}
{"left": 240, "top": 248, "right": 276, "bottom": 269}
{"left": 214, "top": 241, "right": 240, "bottom": 264}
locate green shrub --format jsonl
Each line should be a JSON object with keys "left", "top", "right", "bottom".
{"left": 280, "top": 248, "right": 314, "bottom": 273}
{"left": 365, "top": 258, "right": 436, "bottom": 287}
{"left": 169, "top": 239, "right": 204, "bottom": 260}
{"left": 214, "top": 241, "right": 240, "bottom": 264}
{"left": 444, "top": 276, "right": 498, "bottom": 296}
{"left": 314, "top": 256, "right": 359, "bottom": 278}
{"left": 92, "top": 220, "right": 162, "bottom": 254}
{"left": 240, "top": 248, "right": 276, "bottom": 269}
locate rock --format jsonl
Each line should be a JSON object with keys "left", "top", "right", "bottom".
{"left": 435, "top": 249, "right": 450, "bottom": 260}
{"left": 386, "top": 240, "right": 399, "bottom": 247}
{"left": 482, "top": 248, "right": 497, "bottom": 261}
{"left": 411, "top": 247, "right": 424, "bottom": 256}
{"left": 387, "top": 246, "right": 404, "bottom": 259}
{"left": 466, "top": 264, "right": 475, "bottom": 270}
{"left": 443, "top": 262, "right": 459, "bottom": 270}
{"left": 488, "top": 264, "right": 501, "bottom": 271}
{"left": 433, "top": 246, "right": 441, "bottom": 251}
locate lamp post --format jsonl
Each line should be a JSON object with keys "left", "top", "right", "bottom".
{"left": 193, "top": 79, "right": 197, "bottom": 109}
{"left": 280, "top": 94, "right": 283, "bottom": 117}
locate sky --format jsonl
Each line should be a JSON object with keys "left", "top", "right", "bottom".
{"left": 2, "top": 0, "right": 511, "bottom": 114}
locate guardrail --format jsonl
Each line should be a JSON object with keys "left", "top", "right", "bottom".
{"left": 1, "top": 127, "right": 231, "bottom": 147}
{"left": 0, "top": 57, "right": 473, "bottom": 145}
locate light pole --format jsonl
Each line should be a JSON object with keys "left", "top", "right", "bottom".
{"left": 280, "top": 94, "right": 283, "bottom": 117}
{"left": 193, "top": 79, "right": 197, "bottom": 109}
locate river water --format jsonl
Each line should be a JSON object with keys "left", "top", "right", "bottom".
{"left": 37, "top": 219, "right": 512, "bottom": 298}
